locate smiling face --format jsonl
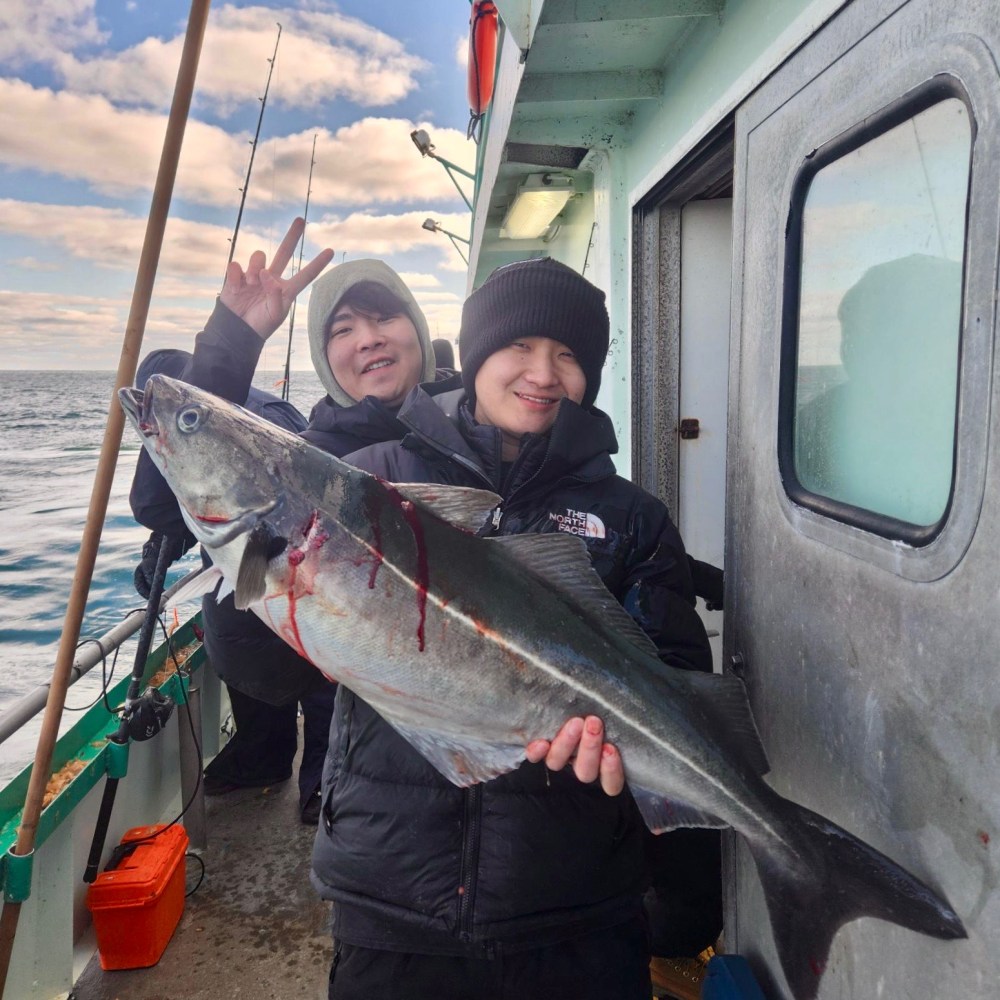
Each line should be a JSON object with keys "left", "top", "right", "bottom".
{"left": 473, "top": 337, "right": 587, "bottom": 460}
{"left": 325, "top": 304, "right": 424, "bottom": 407}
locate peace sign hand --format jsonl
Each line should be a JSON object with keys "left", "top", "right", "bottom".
{"left": 220, "top": 217, "right": 334, "bottom": 341}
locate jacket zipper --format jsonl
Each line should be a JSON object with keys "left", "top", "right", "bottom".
{"left": 457, "top": 784, "right": 482, "bottom": 941}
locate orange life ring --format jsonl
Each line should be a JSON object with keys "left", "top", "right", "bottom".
{"left": 467, "top": 1, "right": 498, "bottom": 117}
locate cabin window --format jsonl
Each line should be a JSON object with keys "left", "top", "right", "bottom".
{"left": 784, "top": 96, "right": 971, "bottom": 538}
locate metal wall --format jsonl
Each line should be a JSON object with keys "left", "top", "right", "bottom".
{"left": 726, "top": 0, "right": 1000, "bottom": 995}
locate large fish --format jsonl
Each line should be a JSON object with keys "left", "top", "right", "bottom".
{"left": 120, "top": 376, "right": 965, "bottom": 999}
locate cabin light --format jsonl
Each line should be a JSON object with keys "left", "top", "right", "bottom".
{"left": 421, "top": 218, "right": 470, "bottom": 265}
{"left": 410, "top": 129, "right": 475, "bottom": 212}
{"left": 499, "top": 174, "right": 574, "bottom": 240}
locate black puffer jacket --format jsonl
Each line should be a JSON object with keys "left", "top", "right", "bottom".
{"left": 311, "top": 385, "right": 712, "bottom": 955}
{"left": 130, "top": 303, "right": 460, "bottom": 703}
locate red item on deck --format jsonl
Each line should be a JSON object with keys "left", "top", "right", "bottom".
{"left": 86, "top": 823, "right": 188, "bottom": 970}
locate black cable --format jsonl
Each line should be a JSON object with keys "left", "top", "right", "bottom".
{"left": 64, "top": 638, "right": 121, "bottom": 713}
{"left": 98, "top": 611, "right": 206, "bottom": 873}
{"left": 185, "top": 851, "right": 206, "bottom": 897}
{"left": 111, "top": 612, "right": 204, "bottom": 854}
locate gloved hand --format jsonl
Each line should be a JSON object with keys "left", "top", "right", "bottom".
{"left": 688, "top": 557, "right": 724, "bottom": 611}
{"left": 133, "top": 532, "right": 193, "bottom": 599}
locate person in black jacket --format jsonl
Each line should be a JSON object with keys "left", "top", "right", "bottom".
{"left": 313, "top": 258, "right": 719, "bottom": 1000}
{"left": 130, "top": 218, "right": 452, "bottom": 822}
{"left": 131, "top": 347, "right": 326, "bottom": 802}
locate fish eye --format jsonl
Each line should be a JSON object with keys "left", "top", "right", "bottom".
{"left": 177, "top": 406, "right": 205, "bottom": 434}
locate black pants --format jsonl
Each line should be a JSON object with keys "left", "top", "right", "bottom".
{"left": 328, "top": 916, "right": 651, "bottom": 1000}
{"left": 203, "top": 682, "right": 336, "bottom": 810}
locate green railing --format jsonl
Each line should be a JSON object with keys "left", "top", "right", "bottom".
{"left": 0, "top": 617, "right": 205, "bottom": 903}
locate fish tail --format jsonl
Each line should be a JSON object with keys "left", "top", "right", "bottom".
{"left": 747, "top": 798, "right": 966, "bottom": 999}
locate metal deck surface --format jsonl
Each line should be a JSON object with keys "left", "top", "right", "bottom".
{"left": 73, "top": 745, "right": 331, "bottom": 1000}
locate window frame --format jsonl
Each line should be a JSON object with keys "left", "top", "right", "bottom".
{"left": 777, "top": 78, "right": 974, "bottom": 545}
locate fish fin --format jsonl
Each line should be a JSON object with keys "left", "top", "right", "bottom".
{"left": 389, "top": 722, "right": 525, "bottom": 787}
{"left": 630, "top": 785, "right": 727, "bottom": 833}
{"left": 234, "top": 521, "right": 284, "bottom": 610}
{"left": 391, "top": 482, "right": 502, "bottom": 534}
{"left": 749, "top": 798, "right": 965, "bottom": 999}
{"left": 670, "top": 671, "right": 770, "bottom": 778}
{"left": 217, "top": 576, "right": 235, "bottom": 602}
{"left": 167, "top": 565, "right": 223, "bottom": 606}
{"left": 491, "top": 534, "right": 661, "bottom": 657}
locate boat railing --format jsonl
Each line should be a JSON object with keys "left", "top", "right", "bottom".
{"left": 0, "top": 568, "right": 207, "bottom": 747}
{"left": 0, "top": 582, "right": 224, "bottom": 999}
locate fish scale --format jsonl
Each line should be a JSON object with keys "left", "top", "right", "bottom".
{"left": 120, "top": 375, "right": 966, "bottom": 1000}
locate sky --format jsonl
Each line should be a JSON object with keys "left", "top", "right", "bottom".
{"left": 0, "top": 0, "right": 477, "bottom": 370}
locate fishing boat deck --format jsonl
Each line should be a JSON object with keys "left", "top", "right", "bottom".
{"left": 73, "top": 741, "right": 331, "bottom": 1000}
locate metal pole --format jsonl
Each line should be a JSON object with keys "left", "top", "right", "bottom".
{"left": 0, "top": 2, "right": 212, "bottom": 992}
{"left": 226, "top": 23, "right": 282, "bottom": 269}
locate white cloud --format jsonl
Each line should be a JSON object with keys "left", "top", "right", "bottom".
{"left": 0, "top": 0, "right": 104, "bottom": 68}
{"left": 311, "top": 209, "right": 471, "bottom": 255}
{"left": 56, "top": 4, "right": 429, "bottom": 113}
{"left": 262, "top": 118, "right": 475, "bottom": 208}
{"left": 397, "top": 272, "right": 441, "bottom": 289}
{"left": 9, "top": 257, "right": 61, "bottom": 272}
{"left": 0, "top": 199, "right": 468, "bottom": 305}
{"left": 0, "top": 289, "right": 222, "bottom": 369}
{"left": 0, "top": 199, "right": 281, "bottom": 280}
{"left": 0, "top": 79, "right": 245, "bottom": 205}
{"left": 454, "top": 34, "right": 468, "bottom": 69}
{"left": 0, "top": 81, "right": 475, "bottom": 210}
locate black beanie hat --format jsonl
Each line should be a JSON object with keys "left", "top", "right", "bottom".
{"left": 459, "top": 258, "right": 610, "bottom": 408}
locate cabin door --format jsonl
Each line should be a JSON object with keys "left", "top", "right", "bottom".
{"left": 632, "top": 126, "right": 734, "bottom": 666}
{"left": 677, "top": 199, "right": 731, "bottom": 664}
{"left": 728, "top": 0, "right": 999, "bottom": 995}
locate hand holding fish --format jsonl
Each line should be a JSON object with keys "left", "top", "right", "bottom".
{"left": 221, "top": 217, "right": 334, "bottom": 340}
{"left": 525, "top": 715, "right": 625, "bottom": 796}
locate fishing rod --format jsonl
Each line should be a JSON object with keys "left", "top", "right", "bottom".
{"left": 226, "top": 22, "right": 282, "bottom": 270}
{"left": 281, "top": 133, "right": 318, "bottom": 401}
{"left": 0, "top": 565, "right": 206, "bottom": 747}
{"left": 0, "top": 2, "right": 213, "bottom": 994}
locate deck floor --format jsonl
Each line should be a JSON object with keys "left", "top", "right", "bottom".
{"left": 73, "top": 751, "right": 332, "bottom": 1000}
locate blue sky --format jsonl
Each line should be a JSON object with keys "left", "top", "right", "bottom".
{"left": 0, "top": 0, "right": 476, "bottom": 369}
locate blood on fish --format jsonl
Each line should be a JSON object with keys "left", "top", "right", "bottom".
{"left": 808, "top": 958, "right": 825, "bottom": 977}
{"left": 365, "top": 482, "right": 430, "bottom": 650}
{"left": 311, "top": 530, "right": 330, "bottom": 549}
{"left": 285, "top": 588, "right": 308, "bottom": 658}
{"left": 978, "top": 831, "right": 990, "bottom": 846}
{"left": 288, "top": 549, "right": 305, "bottom": 567}
{"left": 302, "top": 510, "right": 321, "bottom": 537}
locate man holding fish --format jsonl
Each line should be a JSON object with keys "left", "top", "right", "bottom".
{"left": 310, "top": 257, "right": 717, "bottom": 999}
{"left": 123, "top": 225, "right": 965, "bottom": 1000}
{"left": 135, "top": 221, "right": 719, "bottom": 995}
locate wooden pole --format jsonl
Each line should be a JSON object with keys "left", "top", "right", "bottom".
{"left": 0, "top": 2, "right": 212, "bottom": 993}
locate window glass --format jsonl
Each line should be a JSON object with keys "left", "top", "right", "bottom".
{"left": 793, "top": 99, "right": 970, "bottom": 527}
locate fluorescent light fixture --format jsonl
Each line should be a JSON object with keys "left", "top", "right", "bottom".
{"left": 499, "top": 174, "right": 574, "bottom": 240}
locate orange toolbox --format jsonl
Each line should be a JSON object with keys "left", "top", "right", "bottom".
{"left": 86, "top": 823, "right": 188, "bottom": 970}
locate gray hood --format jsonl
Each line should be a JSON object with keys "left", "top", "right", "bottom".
{"left": 307, "top": 259, "right": 435, "bottom": 407}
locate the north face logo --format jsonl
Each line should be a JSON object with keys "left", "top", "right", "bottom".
{"left": 549, "top": 509, "right": 606, "bottom": 539}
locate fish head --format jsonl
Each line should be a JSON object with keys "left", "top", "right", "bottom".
{"left": 119, "top": 374, "right": 284, "bottom": 549}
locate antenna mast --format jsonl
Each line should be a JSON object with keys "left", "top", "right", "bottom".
{"left": 226, "top": 22, "right": 282, "bottom": 270}
{"left": 282, "top": 134, "right": 319, "bottom": 400}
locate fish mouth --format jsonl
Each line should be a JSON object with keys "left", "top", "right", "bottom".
{"left": 180, "top": 498, "right": 281, "bottom": 548}
{"left": 118, "top": 386, "right": 158, "bottom": 436}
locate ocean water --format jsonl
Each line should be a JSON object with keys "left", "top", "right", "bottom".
{"left": 0, "top": 368, "right": 325, "bottom": 781}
